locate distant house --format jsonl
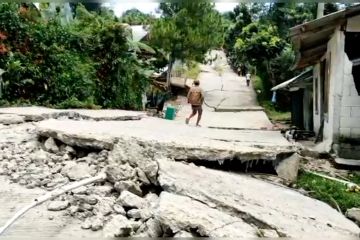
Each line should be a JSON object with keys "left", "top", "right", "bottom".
{"left": 128, "top": 25, "right": 150, "bottom": 42}
{"left": 272, "top": 5, "right": 360, "bottom": 161}
{"left": 271, "top": 69, "right": 313, "bottom": 131}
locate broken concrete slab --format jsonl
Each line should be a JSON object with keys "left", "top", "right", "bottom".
{"left": 63, "top": 109, "right": 146, "bottom": 121}
{"left": 275, "top": 153, "right": 301, "bottom": 182}
{"left": 0, "top": 123, "right": 37, "bottom": 144}
{"left": 61, "top": 162, "right": 95, "bottom": 180}
{"left": 142, "top": 218, "right": 163, "bottom": 237}
{"left": 0, "top": 106, "right": 58, "bottom": 121}
{"left": 36, "top": 118, "right": 291, "bottom": 149}
{"left": 90, "top": 216, "right": 105, "bottom": 231}
{"left": 335, "top": 158, "right": 360, "bottom": 167}
{"left": 105, "top": 164, "right": 137, "bottom": 183}
{"left": 44, "top": 137, "right": 59, "bottom": 153}
{"left": 37, "top": 121, "right": 115, "bottom": 150}
{"left": 117, "top": 190, "right": 147, "bottom": 209}
{"left": 0, "top": 114, "right": 25, "bottom": 125}
{"left": 156, "top": 192, "right": 256, "bottom": 237}
{"left": 0, "top": 106, "right": 146, "bottom": 121}
{"left": 102, "top": 214, "right": 137, "bottom": 237}
{"left": 114, "top": 181, "right": 142, "bottom": 196}
{"left": 157, "top": 160, "right": 360, "bottom": 238}
{"left": 113, "top": 204, "right": 126, "bottom": 215}
{"left": 0, "top": 176, "right": 104, "bottom": 238}
{"left": 127, "top": 209, "right": 142, "bottom": 219}
{"left": 36, "top": 119, "right": 294, "bottom": 165}
{"left": 47, "top": 200, "right": 70, "bottom": 211}
{"left": 346, "top": 208, "right": 360, "bottom": 225}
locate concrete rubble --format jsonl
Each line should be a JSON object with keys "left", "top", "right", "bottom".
{"left": 0, "top": 108, "right": 359, "bottom": 238}
{"left": 47, "top": 200, "right": 70, "bottom": 211}
{"left": 0, "top": 114, "right": 25, "bottom": 125}
{"left": 346, "top": 208, "right": 360, "bottom": 226}
{"left": 157, "top": 159, "right": 359, "bottom": 238}
{"left": 0, "top": 106, "right": 146, "bottom": 122}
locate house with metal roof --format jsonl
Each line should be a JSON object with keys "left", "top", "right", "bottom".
{"left": 129, "top": 25, "right": 150, "bottom": 42}
{"left": 273, "top": 5, "right": 360, "bottom": 162}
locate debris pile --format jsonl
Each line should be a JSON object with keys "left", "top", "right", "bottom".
{"left": 0, "top": 112, "right": 359, "bottom": 238}
{"left": 0, "top": 124, "right": 165, "bottom": 237}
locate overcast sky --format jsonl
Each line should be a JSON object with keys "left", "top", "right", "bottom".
{"left": 105, "top": 2, "right": 238, "bottom": 16}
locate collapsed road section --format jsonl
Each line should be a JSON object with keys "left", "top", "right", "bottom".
{"left": 0, "top": 108, "right": 359, "bottom": 238}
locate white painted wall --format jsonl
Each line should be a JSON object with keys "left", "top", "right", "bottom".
{"left": 347, "top": 15, "right": 360, "bottom": 32}
{"left": 314, "top": 16, "right": 360, "bottom": 151}
{"left": 338, "top": 16, "right": 360, "bottom": 139}
{"left": 319, "top": 28, "right": 344, "bottom": 149}
{"left": 339, "top": 55, "right": 360, "bottom": 138}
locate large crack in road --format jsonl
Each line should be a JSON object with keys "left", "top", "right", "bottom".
{"left": 0, "top": 110, "right": 359, "bottom": 238}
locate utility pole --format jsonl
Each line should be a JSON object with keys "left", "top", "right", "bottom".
{"left": 317, "top": 3, "right": 324, "bottom": 18}
{"left": 314, "top": 2, "right": 325, "bottom": 140}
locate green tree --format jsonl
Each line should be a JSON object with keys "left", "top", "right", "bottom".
{"left": 120, "top": 8, "right": 155, "bottom": 25}
{"left": 324, "top": 3, "right": 339, "bottom": 15}
{"left": 150, "top": 0, "right": 224, "bottom": 87}
{"left": 223, "top": 4, "right": 252, "bottom": 70}
{"left": 224, "top": 4, "right": 252, "bottom": 50}
{"left": 0, "top": 3, "right": 153, "bottom": 110}
{"left": 81, "top": 3, "right": 102, "bottom": 12}
{"left": 235, "top": 21, "right": 286, "bottom": 85}
{"left": 266, "top": 3, "right": 316, "bottom": 37}
{"left": 70, "top": 5, "right": 152, "bottom": 109}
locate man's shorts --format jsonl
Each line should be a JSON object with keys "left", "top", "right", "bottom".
{"left": 191, "top": 105, "right": 203, "bottom": 115}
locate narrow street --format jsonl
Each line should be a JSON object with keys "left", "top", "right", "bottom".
{"left": 1, "top": 1, "right": 360, "bottom": 239}
{"left": 175, "top": 50, "right": 272, "bottom": 130}
{"left": 0, "top": 52, "right": 358, "bottom": 238}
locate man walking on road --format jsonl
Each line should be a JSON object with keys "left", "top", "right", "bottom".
{"left": 186, "top": 80, "right": 204, "bottom": 127}
{"left": 246, "top": 72, "right": 251, "bottom": 87}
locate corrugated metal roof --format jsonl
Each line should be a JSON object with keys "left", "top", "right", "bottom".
{"left": 291, "top": 4, "right": 360, "bottom": 69}
{"left": 130, "top": 25, "right": 149, "bottom": 42}
{"left": 291, "top": 4, "right": 360, "bottom": 36}
{"left": 271, "top": 69, "right": 313, "bottom": 91}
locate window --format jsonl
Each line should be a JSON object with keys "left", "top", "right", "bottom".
{"left": 345, "top": 32, "right": 360, "bottom": 95}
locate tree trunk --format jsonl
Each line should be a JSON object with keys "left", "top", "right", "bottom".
{"left": 266, "top": 61, "right": 276, "bottom": 86}
{"left": 166, "top": 57, "right": 173, "bottom": 92}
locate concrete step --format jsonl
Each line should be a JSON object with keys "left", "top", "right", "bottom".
{"left": 335, "top": 158, "right": 360, "bottom": 167}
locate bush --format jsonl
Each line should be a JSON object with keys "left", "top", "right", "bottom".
{"left": 56, "top": 97, "right": 101, "bottom": 109}
{"left": 0, "top": 3, "right": 152, "bottom": 110}
{"left": 253, "top": 76, "right": 290, "bottom": 121}
{"left": 297, "top": 171, "right": 360, "bottom": 212}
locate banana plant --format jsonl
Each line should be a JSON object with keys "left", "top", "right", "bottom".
{"left": 124, "top": 26, "right": 156, "bottom": 54}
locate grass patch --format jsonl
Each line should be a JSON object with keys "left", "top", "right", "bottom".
{"left": 0, "top": 99, "right": 33, "bottom": 107}
{"left": 0, "top": 97, "right": 102, "bottom": 109}
{"left": 173, "top": 61, "right": 201, "bottom": 80}
{"left": 252, "top": 76, "right": 290, "bottom": 122}
{"left": 261, "top": 101, "right": 291, "bottom": 122}
{"left": 296, "top": 171, "right": 360, "bottom": 212}
{"left": 185, "top": 62, "right": 201, "bottom": 79}
{"left": 55, "top": 97, "right": 101, "bottom": 109}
